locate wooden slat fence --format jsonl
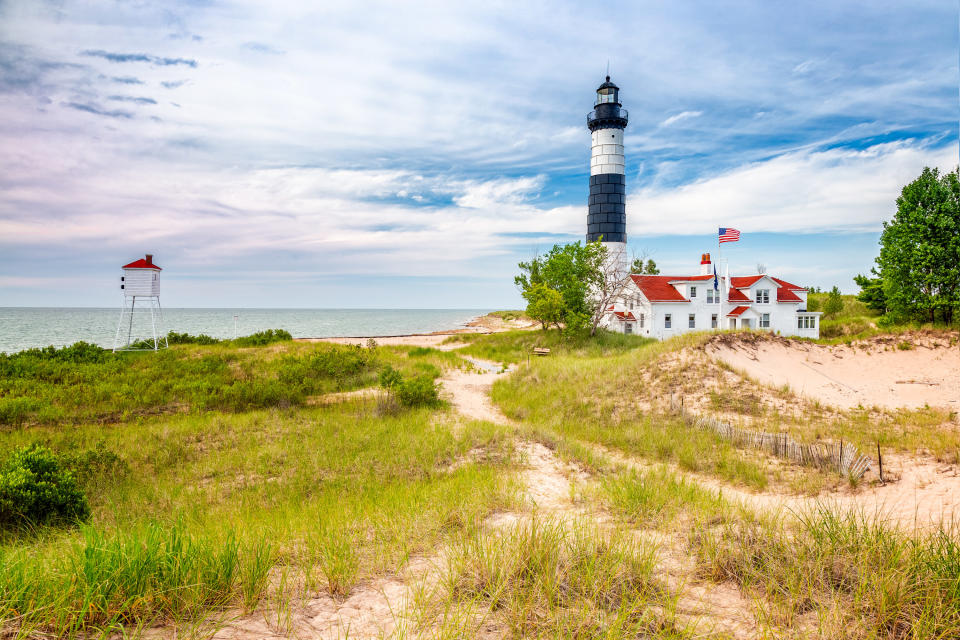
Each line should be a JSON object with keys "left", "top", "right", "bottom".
{"left": 670, "top": 395, "right": 871, "bottom": 480}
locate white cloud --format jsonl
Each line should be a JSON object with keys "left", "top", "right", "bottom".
{"left": 659, "top": 110, "right": 703, "bottom": 128}
{"left": 629, "top": 140, "right": 958, "bottom": 236}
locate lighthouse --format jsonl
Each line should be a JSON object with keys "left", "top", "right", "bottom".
{"left": 113, "top": 253, "right": 168, "bottom": 351}
{"left": 586, "top": 76, "right": 629, "bottom": 271}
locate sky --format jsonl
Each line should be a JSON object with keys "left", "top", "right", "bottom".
{"left": 0, "top": 0, "right": 957, "bottom": 308}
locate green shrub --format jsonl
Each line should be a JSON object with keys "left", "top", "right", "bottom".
{"left": 63, "top": 442, "right": 130, "bottom": 489}
{"left": 378, "top": 365, "right": 403, "bottom": 390}
{"left": 167, "top": 331, "right": 222, "bottom": 345}
{"left": 396, "top": 374, "right": 441, "bottom": 408}
{"left": 232, "top": 329, "right": 292, "bottom": 347}
{"left": 0, "top": 444, "right": 90, "bottom": 529}
{"left": 278, "top": 345, "right": 378, "bottom": 391}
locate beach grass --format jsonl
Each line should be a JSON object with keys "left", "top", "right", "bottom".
{"left": 489, "top": 333, "right": 775, "bottom": 489}
{"left": 0, "top": 344, "right": 516, "bottom": 635}
{"left": 0, "top": 340, "right": 466, "bottom": 426}
{"left": 415, "top": 517, "right": 690, "bottom": 638}
{"left": 444, "top": 327, "right": 654, "bottom": 364}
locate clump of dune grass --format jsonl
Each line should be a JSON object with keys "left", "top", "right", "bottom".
{"left": 692, "top": 504, "right": 960, "bottom": 637}
{"left": 0, "top": 521, "right": 269, "bottom": 635}
{"left": 602, "top": 465, "right": 728, "bottom": 530}
{"left": 418, "top": 518, "right": 688, "bottom": 638}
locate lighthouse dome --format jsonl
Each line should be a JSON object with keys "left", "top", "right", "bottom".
{"left": 595, "top": 76, "right": 620, "bottom": 105}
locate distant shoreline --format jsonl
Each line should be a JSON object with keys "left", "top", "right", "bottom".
{"left": 298, "top": 313, "right": 536, "bottom": 348}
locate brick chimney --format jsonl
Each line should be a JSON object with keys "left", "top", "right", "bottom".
{"left": 700, "top": 252, "right": 712, "bottom": 275}
{"left": 145, "top": 254, "right": 153, "bottom": 266}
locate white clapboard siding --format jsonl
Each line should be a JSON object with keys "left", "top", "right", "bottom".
{"left": 122, "top": 269, "right": 160, "bottom": 296}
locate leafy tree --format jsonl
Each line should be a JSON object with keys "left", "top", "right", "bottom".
{"left": 824, "top": 286, "right": 844, "bottom": 316}
{"left": 875, "top": 167, "right": 960, "bottom": 323}
{"left": 630, "top": 258, "right": 659, "bottom": 274}
{"left": 523, "top": 283, "right": 564, "bottom": 329}
{"left": 515, "top": 241, "right": 606, "bottom": 334}
{"left": 853, "top": 270, "right": 887, "bottom": 312}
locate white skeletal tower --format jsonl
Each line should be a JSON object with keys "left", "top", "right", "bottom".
{"left": 113, "top": 253, "right": 168, "bottom": 351}
{"left": 586, "top": 76, "right": 629, "bottom": 272}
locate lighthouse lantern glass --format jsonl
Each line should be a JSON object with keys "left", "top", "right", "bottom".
{"left": 596, "top": 87, "right": 618, "bottom": 105}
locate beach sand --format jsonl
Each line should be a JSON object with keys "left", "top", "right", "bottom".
{"left": 296, "top": 312, "right": 537, "bottom": 348}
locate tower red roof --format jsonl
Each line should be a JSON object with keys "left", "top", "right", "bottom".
{"left": 122, "top": 255, "right": 162, "bottom": 270}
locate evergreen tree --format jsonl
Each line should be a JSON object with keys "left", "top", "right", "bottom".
{"left": 853, "top": 270, "right": 887, "bottom": 312}
{"left": 824, "top": 286, "right": 844, "bottom": 316}
{"left": 630, "top": 257, "right": 659, "bottom": 274}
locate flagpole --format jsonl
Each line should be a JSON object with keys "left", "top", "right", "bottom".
{"left": 718, "top": 228, "right": 723, "bottom": 329}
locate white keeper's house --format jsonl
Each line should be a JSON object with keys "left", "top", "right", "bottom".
{"left": 603, "top": 253, "right": 822, "bottom": 339}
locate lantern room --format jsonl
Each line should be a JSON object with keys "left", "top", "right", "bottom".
{"left": 121, "top": 253, "right": 162, "bottom": 297}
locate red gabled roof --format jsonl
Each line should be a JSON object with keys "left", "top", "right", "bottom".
{"left": 777, "top": 287, "right": 802, "bottom": 302}
{"left": 728, "top": 288, "right": 750, "bottom": 302}
{"left": 613, "top": 311, "right": 637, "bottom": 321}
{"left": 726, "top": 305, "right": 750, "bottom": 317}
{"left": 631, "top": 275, "right": 688, "bottom": 302}
{"left": 122, "top": 258, "right": 162, "bottom": 270}
{"left": 770, "top": 276, "right": 805, "bottom": 291}
{"left": 730, "top": 275, "right": 764, "bottom": 288}
{"left": 668, "top": 274, "right": 715, "bottom": 282}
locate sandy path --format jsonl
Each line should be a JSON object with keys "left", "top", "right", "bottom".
{"left": 596, "top": 440, "right": 960, "bottom": 530}
{"left": 441, "top": 358, "right": 759, "bottom": 637}
{"left": 708, "top": 336, "right": 960, "bottom": 410}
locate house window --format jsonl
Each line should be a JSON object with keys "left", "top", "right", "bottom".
{"left": 760, "top": 313, "right": 770, "bottom": 328}
{"left": 628, "top": 300, "right": 634, "bottom": 310}
{"left": 756, "top": 289, "right": 770, "bottom": 304}
{"left": 688, "top": 314, "right": 695, "bottom": 329}
{"left": 798, "top": 317, "right": 803, "bottom": 329}
{"left": 664, "top": 314, "right": 672, "bottom": 329}
{"left": 625, "top": 323, "right": 633, "bottom": 334}
{"left": 706, "top": 289, "right": 716, "bottom": 303}
{"left": 639, "top": 313, "right": 645, "bottom": 328}
{"left": 690, "top": 286, "right": 697, "bottom": 298}
{"left": 711, "top": 314, "right": 718, "bottom": 328}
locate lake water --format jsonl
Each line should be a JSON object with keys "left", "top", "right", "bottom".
{"left": 0, "top": 308, "right": 491, "bottom": 354}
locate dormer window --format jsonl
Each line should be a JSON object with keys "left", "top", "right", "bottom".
{"left": 755, "top": 289, "right": 770, "bottom": 304}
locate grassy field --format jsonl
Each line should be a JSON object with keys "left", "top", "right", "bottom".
{"left": 0, "top": 338, "right": 462, "bottom": 426}
{"left": 477, "top": 331, "right": 781, "bottom": 490}
{"left": 3, "top": 323, "right": 960, "bottom": 638}
{"left": 0, "top": 339, "right": 516, "bottom": 636}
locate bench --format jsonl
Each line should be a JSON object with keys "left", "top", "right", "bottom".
{"left": 532, "top": 347, "right": 551, "bottom": 356}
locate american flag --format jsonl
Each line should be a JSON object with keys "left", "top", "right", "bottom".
{"left": 719, "top": 227, "right": 741, "bottom": 243}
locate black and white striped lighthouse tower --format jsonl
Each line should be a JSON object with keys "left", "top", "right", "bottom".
{"left": 586, "top": 76, "right": 629, "bottom": 270}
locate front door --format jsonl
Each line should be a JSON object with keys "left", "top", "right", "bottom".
{"left": 741, "top": 318, "right": 751, "bottom": 329}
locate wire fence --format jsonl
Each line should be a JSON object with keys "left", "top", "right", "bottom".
{"left": 670, "top": 395, "right": 872, "bottom": 480}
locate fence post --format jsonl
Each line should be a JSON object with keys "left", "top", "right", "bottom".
{"left": 877, "top": 442, "right": 884, "bottom": 484}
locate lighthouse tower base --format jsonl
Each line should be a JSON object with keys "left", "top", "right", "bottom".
{"left": 602, "top": 241, "right": 629, "bottom": 275}
{"left": 113, "top": 295, "right": 168, "bottom": 352}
